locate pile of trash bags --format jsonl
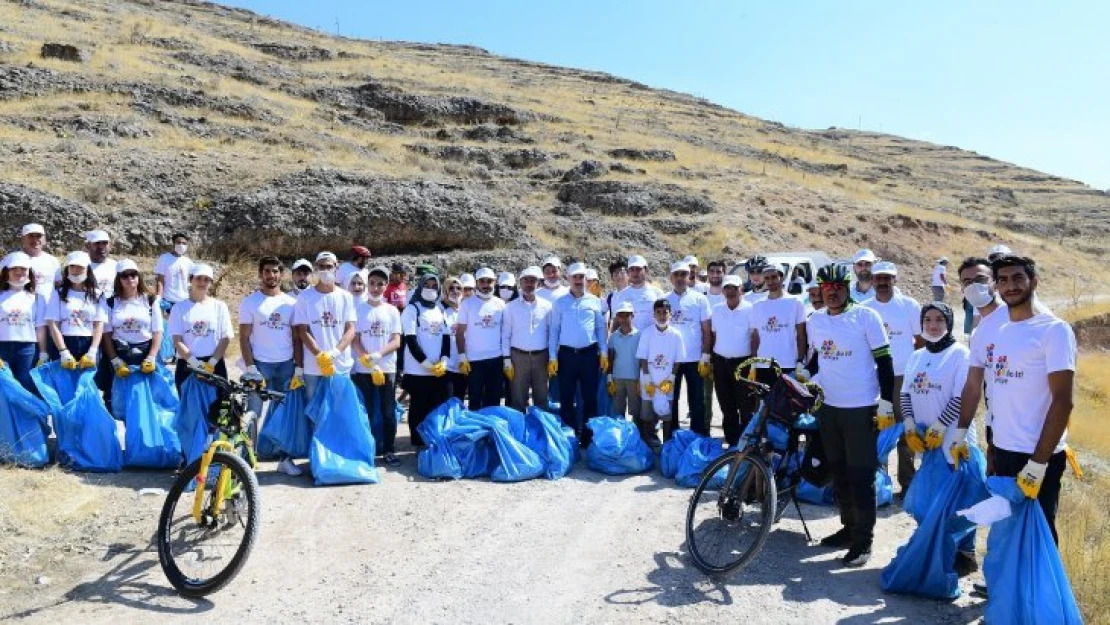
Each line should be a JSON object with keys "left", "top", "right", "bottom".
{"left": 586, "top": 417, "right": 654, "bottom": 475}
{"left": 418, "top": 399, "right": 575, "bottom": 482}
{"left": 796, "top": 421, "right": 902, "bottom": 507}
{"left": 660, "top": 430, "right": 725, "bottom": 487}
{"left": 111, "top": 365, "right": 182, "bottom": 469}
{"left": 0, "top": 366, "right": 51, "bottom": 467}
{"left": 32, "top": 363, "right": 122, "bottom": 472}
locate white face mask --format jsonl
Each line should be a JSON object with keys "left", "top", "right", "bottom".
{"left": 317, "top": 270, "right": 336, "bottom": 285}
{"left": 963, "top": 282, "right": 994, "bottom": 308}
{"left": 544, "top": 279, "right": 559, "bottom": 288}
{"left": 923, "top": 330, "right": 947, "bottom": 343}
{"left": 68, "top": 271, "right": 87, "bottom": 285}
{"left": 498, "top": 288, "right": 513, "bottom": 299}
{"left": 476, "top": 289, "right": 492, "bottom": 300}
{"left": 8, "top": 277, "right": 29, "bottom": 289}
{"left": 421, "top": 288, "right": 439, "bottom": 301}
{"left": 368, "top": 293, "right": 383, "bottom": 303}
{"left": 174, "top": 243, "right": 188, "bottom": 255}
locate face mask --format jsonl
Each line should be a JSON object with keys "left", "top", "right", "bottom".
{"left": 544, "top": 279, "right": 559, "bottom": 288}
{"left": 174, "top": 243, "right": 188, "bottom": 255}
{"left": 318, "top": 270, "right": 336, "bottom": 285}
{"left": 68, "top": 272, "right": 87, "bottom": 285}
{"left": 421, "top": 288, "right": 439, "bottom": 301}
{"left": 368, "top": 293, "right": 383, "bottom": 303}
{"left": 499, "top": 288, "right": 513, "bottom": 299}
{"left": 963, "top": 282, "right": 993, "bottom": 308}
{"left": 923, "top": 330, "right": 947, "bottom": 343}
{"left": 476, "top": 289, "right": 492, "bottom": 300}
{"left": 8, "top": 278, "right": 28, "bottom": 289}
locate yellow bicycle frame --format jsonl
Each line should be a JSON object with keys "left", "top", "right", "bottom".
{"left": 192, "top": 440, "right": 235, "bottom": 523}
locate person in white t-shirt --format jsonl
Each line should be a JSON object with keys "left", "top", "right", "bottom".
{"left": 18, "top": 223, "right": 61, "bottom": 306}
{"left": 0, "top": 252, "right": 49, "bottom": 394}
{"left": 352, "top": 265, "right": 402, "bottom": 466}
{"left": 168, "top": 263, "right": 234, "bottom": 391}
{"left": 458, "top": 273, "right": 476, "bottom": 302}
{"left": 610, "top": 255, "right": 665, "bottom": 332}
{"left": 536, "top": 256, "right": 569, "bottom": 302}
{"left": 931, "top": 258, "right": 949, "bottom": 302}
{"left": 101, "top": 259, "right": 163, "bottom": 402}
{"left": 155, "top": 233, "right": 194, "bottom": 310}
{"left": 955, "top": 255, "right": 1076, "bottom": 545}
{"left": 742, "top": 256, "right": 769, "bottom": 306}
{"left": 457, "top": 267, "right": 507, "bottom": 410}
{"left": 636, "top": 299, "right": 684, "bottom": 448}
{"left": 750, "top": 263, "right": 807, "bottom": 385}
{"left": 850, "top": 249, "right": 877, "bottom": 302}
{"left": 683, "top": 255, "right": 706, "bottom": 293}
{"left": 957, "top": 255, "right": 1006, "bottom": 473}
{"left": 704, "top": 260, "right": 727, "bottom": 308}
{"left": 400, "top": 271, "right": 450, "bottom": 447}
{"left": 336, "top": 246, "right": 371, "bottom": 301}
{"left": 710, "top": 275, "right": 755, "bottom": 446}
{"left": 292, "top": 252, "right": 357, "bottom": 403}
{"left": 46, "top": 251, "right": 107, "bottom": 370}
{"left": 440, "top": 276, "right": 466, "bottom": 402}
{"left": 603, "top": 260, "right": 630, "bottom": 321}
{"left": 502, "top": 265, "right": 552, "bottom": 412}
{"left": 289, "top": 258, "right": 314, "bottom": 297}
{"left": 84, "top": 230, "right": 117, "bottom": 299}
{"left": 664, "top": 261, "right": 713, "bottom": 438}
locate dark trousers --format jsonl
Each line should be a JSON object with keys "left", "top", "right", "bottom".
{"left": 0, "top": 341, "right": 37, "bottom": 395}
{"left": 405, "top": 373, "right": 448, "bottom": 448}
{"left": 669, "top": 362, "right": 705, "bottom": 438}
{"left": 353, "top": 372, "right": 398, "bottom": 454}
{"left": 448, "top": 371, "right": 467, "bottom": 401}
{"left": 713, "top": 355, "right": 753, "bottom": 446}
{"left": 174, "top": 358, "right": 228, "bottom": 393}
{"left": 557, "top": 344, "right": 600, "bottom": 443}
{"left": 466, "top": 357, "right": 503, "bottom": 411}
{"left": 993, "top": 447, "right": 1067, "bottom": 545}
{"left": 818, "top": 404, "right": 879, "bottom": 547}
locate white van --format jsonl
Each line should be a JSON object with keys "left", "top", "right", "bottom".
{"left": 732, "top": 252, "right": 833, "bottom": 295}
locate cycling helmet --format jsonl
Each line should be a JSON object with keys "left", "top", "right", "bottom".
{"left": 745, "top": 255, "right": 768, "bottom": 273}
{"left": 816, "top": 264, "right": 853, "bottom": 285}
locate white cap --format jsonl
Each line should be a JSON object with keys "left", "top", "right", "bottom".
{"left": 988, "top": 244, "right": 1012, "bottom": 256}
{"left": 805, "top": 281, "right": 820, "bottom": 291}
{"left": 872, "top": 261, "right": 897, "bottom": 276}
{"left": 937, "top": 257, "right": 949, "bottom": 264}
{"left": 542, "top": 255, "right": 563, "bottom": 269}
{"left": 497, "top": 271, "right": 516, "bottom": 287}
{"left": 682, "top": 255, "right": 699, "bottom": 267}
{"left": 85, "top": 230, "right": 110, "bottom": 243}
{"left": 670, "top": 261, "right": 691, "bottom": 274}
{"left": 627, "top": 254, "right": 647, "bottom": 269}
{"left": 585, "top": 268, "right": 599, "bottom": 281}
{"left": 852, "top": 249, "right": 878, "bottom": 264}
{"left": 519, "top": 266, "right": 542, "bottom": 281}
{"left": 116, "top": 259, "right": 139, "bottom": 274}
{"left": 64, "top": 251, "right": 91, "bottom": 267}
{"left": 459, "top": 273, "right": 476, "bottom": 288}
{"left": 614, "top": 301, "right": 635, "bottom": 315}
{"left": 722, "top": 275, "right": 742, "bottom": 288}
{"left": 475, "top": 267, "right": 496, "bottom": 281}
{"left": 20, "top": 223, "right": 45, "bottom": 237}
{"left": 190, "top": 263, "right": 215, "bottom": 279}
{"left": 3, "top": 252, "right": 32, "bottom": 270}
{"left": 315, "top": 251, "right": 338, "bottom": 265}
{"left": 291, "top": 259, "right": 313, "bottom": 272}
{"left": 566, "top": 262, "right": 587, "bottom": 276}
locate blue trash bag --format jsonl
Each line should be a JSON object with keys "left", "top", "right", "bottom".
{"left": 417, "top": 399, "right": 465, "bottom": 479}
{"left": 474, "top": 408, "right": 544, "bottom": 483}
{"left": 904, "top": 446, "right": 951, "bottom": 522}
{"left": 31, "top": 363, "right": 121, "bottom": 472}
{"left": 881, "top": 456, "right": 990, "bottom": 599}
{"left": 446, "top": 412, "right": 499, "bottom": 478}
{"left": 0, "top": 366, "right": 51, "bottom": 467}
{"left": 112, "top": 366, "right": 182, "bottom": 469}
{"left": 661, "top": 429, "right": 701, "bottom": 479}
{"left": 877, "top": 421, "right": 904, "bottom": 461}
{"left": 158, "top": 327, "right": 176, "bottom": 364}
{"left": 675, "top": 436, "right": 727, "bottom": 488}
{"left": 797, "top": 479, "right": 835, "bottom": 505}
{"left": 585, "top": 417, "right": 654, "bottom": 475}
{"left": 305, "top": 375, "right": 379, "bottom": 486}
{"left": 523, "top": 406, "right": 574, "bottom": 479}
{"left": 175, "top": 375, "right": 216, "bottom": 466}
{"left": 259, "top": 388, "right": 310, "bottom": 460}
{"left": 981, "top": 477, "right": 1083, "bottom": 624}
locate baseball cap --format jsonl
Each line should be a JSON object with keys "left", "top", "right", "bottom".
{"left": 351, "top": 245, "right": 372, "bottom": 258}
{"left": 805, "top": 281, "right": 820, "bottom": 291}
{"left": 116, "top": 259, "right": 139, "bottom": 274}
{"left": 761, "top": 263, "right": 784, "bottom": 275}
{"left": 566, "top": 262, "right": 587, "bottom": 276}
{"left": 519, "top": 266, "right": 542, "bottom": 281}
{"left": 85, "top": 230, "right": 110, "bottom": 243}
{"left": 614, "top": 301, "right": 635, "bottom": 315}
{"left": 497, "top": 271, "right": 516, "bottom": 287}
{"left": 627, "top": 255, "right": 647, "bottom": 269}
{"left": 190, "top": 263, "right": 215, "bottom": 279}
{"left": 20, "top": 223, "right": 45, "bottom": 237}
{"left": 3, "top": 252, "right": 32, "bottom": 270}
{"left": 585, "top": 268, "right": 599, "bottom": 281}
{"left": 873, "top": 261, "right": 898, "bottom": 276}
{"left": 368, "top": 265, "right": 390, "bottom": 281}
{"left": 315, "top": 251, "right": 338, "bottom": 264}
{"left": 853, "top": 249, "right": 878, "bottom": 264}
{"left": 64, "top": 251, "right": 91, "bottom": 267}
{"left": 542, "top": 255, "right": 563, "bottom": 269}
{"left": 937, "top": 257, "right": 949, "bottom": 265}
{"left": 670, "top": 261, "right": 691, "bottom": 274}
{"left": 722, "top": 275, "right": 742, "bottom": 288}
{"left": 988, "top": 244, "right": 1013, "bottom": 257}
{"left": 682, "top": 255, "right": 699, "bottom": 267}
{"left": 291, "top": 259, "right": 313, "bottom": 272}
{"left": 459, "top": 273, "right": 476, "bottom": 288}
{"left": 475, "top": 267, "right": 496, "bottom": 281}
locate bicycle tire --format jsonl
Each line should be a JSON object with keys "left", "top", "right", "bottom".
{"left": 157, "top": 451, "right": 261, "bottom": 597}
{"left": 685, "top": 450, "right": 777, "bottom": 575}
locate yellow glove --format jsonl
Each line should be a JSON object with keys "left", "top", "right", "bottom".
{"left": 79, "top": 354, "right": 96, "bottom": 369}
{"left": 904, "top": 429, "right": 926, "bottom": 455}
{"left": 203, "top": 359, "right": 217, "bottom": 374}
{"left": 60, "top": 350, "right": 77, "bottom": 370}
{"left": 644, "top": 381, "right": 656, "bottom": 397}
{"left": 794, "top": 364, "right": 810, "bottom": 383}
{"left": 875, "top": 399, "right": 896, "bottom": 430}
{"left": 1065, "top": 447, "right": 1083, "bottom": 478}
{"left": 289, "top": 368, "right": 305, "bottom": 390}
{"left": 140, "top": 359, "right": 156, "bottom": 374}
{"left": 459, "top": 357, "right": 472, "bottom": 376}
{"left": 0, "top": 357, "right": 6, "bottom": 370}
{"left": 547, "top": 359, "right": 558, "bottom": 377}
{"left": 431, "top": 360, "right": 448, "bottom": 378}
{"left": 503, "top": 358, "right": 514, "bottom": 382}
{"left": 697, "top": 355, "right": 711, "bottom": 378}
{"left": 659, "top": 379, "right": 673, "bottom": 395}
{"left": 370, "top": 366, "right": 386, "bottom": 386}
{"left": 599, "top": 355, "right": 610, "bottom": 372}
{"left": 316, "top": 351, "right": 336, "bottom": 377}
{"left": 112, "top": 357, "right": 130, "bottom": 378}
{"left": 606, "top": 376, "right": 617, "bottom": 396}
{"left": 359, "top": 353, "right": 373, "bottom": 369}
{"left": 950, "top": 429, "right": 969, "bottom": 469}
{"left": 1017, "top": 460, "right": 1047, "bottom": 499}
{"left": 924, "top": 423, "right": 946, "bottom": 450}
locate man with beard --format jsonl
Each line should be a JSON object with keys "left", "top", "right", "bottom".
{"left": 683, "top": 255, "right": 707, "bottom": 293}
{"left": 750, "top": 263, "right": 807, "bottom": 385}
{"left": 290, "top": 259, "right": 313, "bottom": 297}
{"left": 83, "top": 230, "right": 117, "bottom": 298}
{"left": 19, "top": 223, "right": 60, "bottom": 304}
{"left": 849, "top": 249, "right": 877, "bottom": 302}
{"left": 664, "top": 261, "right": 713, "bottom": 438}
{"left": 610, "top": 255, "right": 665, "bottom": 333}
{"left": 456, "top": 267, "right": 507, "bottom": 410}
{"left": 536, "top": 256, "right": 569, "bottom": 302}
{"left": 704, "top": 260, "right": 727, "bottom": 308}
{"left": 502, "top": 266, "right": 552, "bottom": 411}
{"left": 710, "top": 275, "right": 754, "bottom": 446}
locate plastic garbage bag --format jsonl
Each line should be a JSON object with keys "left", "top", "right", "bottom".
{"left": 796, "top": 479, "right": 835, "bottom": 505}
{"left": 661, "top": 429, "right": 701, "bottom": 479}
{"left": 31, "top": 363, "right": 121, "bottom": 472}
{"left": 675, "top": 436, "right": 726, "bottom": 488}
{"left": 0, "top": 366, "right": 50, "bottom": 467}
{"left": 905, "top": 445, "right": 986, "bottom": 523}
{"left": 475, "top": 408, "right": 544, "bottom": 483}
{"left": 158, "top": 328, "right": 176, "bottom": 364}
{"left": 585, "top": 417, "right": 653, "bottom": 475}
{"left": 259, "top": 388, "right": 310, "bottom": 460}
{"left": 174, "top": 375, "right": 216, "bottom": 466}
{"left": 881, "top": 456, "right": 990, "bottom": 598}
{"left": 112, "top": 365, "right": 182, "bottom": 469}
{"left": 305, "top": 375, "right": 379, "bottom": 486}
{"left": 523, "top": 406, "right": 574, "bottom": 479}
{"left": 417, "top": 399, "right": 465, "bottom": 479}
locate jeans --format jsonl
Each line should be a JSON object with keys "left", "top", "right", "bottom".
{"left": 557, "top": 344, "right": 600, "bottom": 444}
{"left": 47, "top": 335, "right": 94, "bottom": 361}
{"left": 466, "top": 357, "right": 504, "bottom": 411}
{"left": 932, "top": 286, "right": 946, "bottom": 302}
{"left": 304, "top": 374, "right": 322, "bottom": 405}
{"left": 354, "top": 372, "right": 398, "bottom": 454}
{"left": 993, "top": 447, "right": 1068, "bottom": 545}
{"left": 0, "top": 341, "right": 37, "bottom": 395}
{"left": 670, "top": 362, "right": 706, "bottom": 438}
{"left": 246, "top": 359, "right": 295, "bottom": 438}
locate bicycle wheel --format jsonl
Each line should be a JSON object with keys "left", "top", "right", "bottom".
{"left": 685, "top": 450, "right": 777, "bottom": 575}
{"left": 157, "top": 450, "right": 261, "bottom": 597}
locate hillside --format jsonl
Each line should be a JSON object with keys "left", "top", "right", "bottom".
{"left": 1, "top": 0, "right": 1108, "bottom": 297}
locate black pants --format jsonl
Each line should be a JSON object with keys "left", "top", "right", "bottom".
{"left": 353, "top": 372, "right": 398, "bottom": 454}
{"left": 405, "top": 374, "right": 448, "bottom": 448}
{"left": 174, "top": 358, "right": 228, "bottom": 393}
{"left": 557, "top": 344, "right": 600, "bottom": 444}
{"left": 669, "top": 362, "right": 705, "bottom": 439}
{"left": 993, "top": 447, "right": 1067, "bottom": 545}
{"left": 818, "top": 404, "right": 879, "bottom": 547}
{"left": 466, "top": 357, "right": 503, "bottom": 411}
{"left": 448, "top": 371, "right": 467, "bottom": 401}
{"left": 98, "top": 339, "right": 153, "bottom": 403}
{"left": 712, "top": 355, "right": 753, "bottom": 446}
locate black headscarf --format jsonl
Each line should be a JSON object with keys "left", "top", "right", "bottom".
{"left": 921, "top": 301, "right": 956, "bottom": 354}
{"left": 409, "top": 273, "right": 441, "bottom": 308}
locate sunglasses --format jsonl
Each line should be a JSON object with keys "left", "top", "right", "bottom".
{"left": 448, "top": 286, "right": 463, "bottom": 291}
{"left": 120, "top": 272, "right": 140, "bottom": 279}
{"left": 820, "top": 283, "right": 847, "bottom": 291}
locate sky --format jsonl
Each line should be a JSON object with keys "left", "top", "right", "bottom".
{"left": 225, "top": 1, "right": 1109, "bottom": 189}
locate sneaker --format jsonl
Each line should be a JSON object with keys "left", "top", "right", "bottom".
{"left": 971, "top": 583, "right": 988, "bottom": 599}
{"left": 955, "top": 551, "right": 979, "bottom": 577}
{"left": 277, "top": 458, "right": 303, "bottom": 477}
{"left": 819, "top": 527, "right": 854, "bottom": 549}
{"left": 842, "top": 544, "right": 872, "bottom": 568}
{"left": 383, "top": 453, "right": 400, "bottom": 467}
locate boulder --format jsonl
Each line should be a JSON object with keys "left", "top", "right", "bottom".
{"left": 561, "top": 160, "right": 608, "bottom": 182}
{"left": 607, "top": 148, "right": 676, "bottom": 162}
{"left": 557, "top": 181, "right": 714, "bottom": 216}
{"left": 40, "top": 43, "right": 89, "bottom": 63}
{"left": 306, "top": 81, "right": 532, "bottom": 126}
{"left": 0, "top": 184, "right": 101, "bottom": 252}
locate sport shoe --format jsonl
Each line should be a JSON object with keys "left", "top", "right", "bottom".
{"left": 277, "top": 458, "right": 303, "bottom": 476}
{"left": 842, "top": 544, "right": 872, "bottom": 568}
{"left": 384, "top": 453, "right": 400, "bottom": 467}
{"left": 955, "top": 551, "right": 979, "bottom": 577}
{"left": 819, "top": 527, "right": 854, "bottom": 549}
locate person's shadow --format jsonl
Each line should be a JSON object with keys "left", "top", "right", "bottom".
{"left": 604, "top": 551, "right": 733, "bottom": 608}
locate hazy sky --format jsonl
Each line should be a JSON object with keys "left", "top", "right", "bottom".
{"left": 225, "top": 0, "right": 1109, "bottom": 189}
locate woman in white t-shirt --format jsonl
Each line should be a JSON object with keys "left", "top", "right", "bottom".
{"left": 0, "top": 252, "right": 49, "bottom": 394}
{"left": 440, "top": 276, "right": 467, "bottom": 401}
{"left": 46, "top": 251, "right": 107, "bottom": 370}
{"left": 168, "top": 264, "right": 234, "bottom": 391}
{"left": 102, "top": 259, "right": 163, "bottom": 375}
{"left": 352, "top": 266, "right": 402, "bottom": 465}
{"left": 400, "top": 272, "right": 450, "bottom": 447}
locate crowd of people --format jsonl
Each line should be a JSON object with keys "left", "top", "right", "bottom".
{"left": 0, "top": 223, "right": 1077, "bottom": 580}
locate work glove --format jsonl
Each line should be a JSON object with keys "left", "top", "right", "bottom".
{"left": 644, "top": 380, "right": 656, "bottom": 397}
{"left": 793, "top": 362, "right": 810, "bottom": 383}
{"left": 875, "top": 399, "right": 896, "bottom": 430}
{"left": 431, "top": 359, "right": 448, "bottom": 378}
{"left": 79, "top": 354, "right": 96, "bottom": 369}
{"left": 924, "top": 422, "right": 946, "bottom": 450}
{"left": 243, "top": 365, "right": 264, "bottom": 383}
{"left": 204, "top": 357, "right": 218, "bottom": 374}
{"left": 316, "top": 350, "right": 336, "bottom": 377}
{"left": 606, "top": 374, "right": 616, "bottom": 397}
{"left": 547, "top": 359, "right": 558, "bottom": 377}
{"left": 187, "top": 355, "right": 203, "bottom": 370}
{"left": 659, "top": 378, "right": 674, "bottom": 396}
{"left": 949, "top": 429, "right": 969, "bottom": 469}
{"left": 599, "top": 355, "right": 610, "bottom": 373}
{"left": 60, "top": 350, "right": 77, "bottom": 370}
{"left": 369, "top": 352, "right": 382, "bottom": 364}
{"left": 503, "top": 358, "right": 514, "bottom": 382}
{"left": 902, "top": 417, "right": 926, "bottom": 454}
{"left": 0, "top": 357, "right": 6, "bottom": 370}
{"left": 140, "top": 358, "right": 156, "bottom": 374}
{"left": 1017, "top": 460, "right": 1048, "bottom": 499}
{"left": 359, "top": 353, "right": 374, "bottom": 369}
{"left": 370, "top": 366, "right": 386, "bottom": 386}
{"left": 698, "top": 354, "right": 712, "bottom": 378}
{"left": 290, "top": 367, "right": 305, "bottom": 390}
{"left": 459, "top": 356, "right": 472, "bottom": 376}
{"left": 112, "top": 357, "right": 129, "bottom": 378}
{"left": 36, "top": 352, "right": 49, "bottom": 367}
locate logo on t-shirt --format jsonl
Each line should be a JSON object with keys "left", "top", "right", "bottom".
{"left": 368, "top": 319, "right": 384, "bottom": 337}
{"left": 3, "top": 309, "right": 31, "bottom": 327}
{"left": 991, "top": 354, "right": 1023, "bottom": 384}
{"left": 479, "top": 312, "right": 496, "bottom": 328}
{"left": 317, "top": 310, "right": 337, "bottom": 328}
{"left": 764, "top": 315, "right": 787, "bottom": 333}
{"left": 190, "top": 320, "right": 213, "bottom": 338}
{"left": 652, "top": 353, "right": 669, "bottom": 370}
{"left": 427, "top": 320, "right": 443, "bottom": 335}
{"left": 263, "top": 311, "right": 286, "bottom": 330}
{"left": 120, "top": 317, "right": 143, "bottom": 333}
{"left": 672, "top": 309, "right": 686, "bottom": 325}
{"left": 68, "top": 308, "right": 90, "bottom": 329}
{"left": 910, "top": 371, "right": 942, "bottom": 394}
{"left": 819, "top": 339, "right": 852, "bottom": 360}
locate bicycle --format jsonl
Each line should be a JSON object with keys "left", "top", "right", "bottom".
{"left": 156, "top": 366, "right": 285, "bottom": 597}
{"left": 685, "top": 357, "right": 824, "bottom": 575}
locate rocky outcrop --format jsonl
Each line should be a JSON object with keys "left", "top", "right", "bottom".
{"left": 607, "top": 148, "right": 676, "bottom": 162}
{"left": 302, "top": 81, "right": 533, "bottom": 126}
{"left": 557, "top": 181, "right": 714, "bottom": 216}
{"left": 561, "top": 160, "right": 608, "bottom": 182}
{"left": 406, "top": 144, "right": 549, "bottom": 170}
{"left": 40, "top": 43, "right": 89, "bottom": 63}
{"left": 0, "top": 184, "right": 101, "bottom": 252}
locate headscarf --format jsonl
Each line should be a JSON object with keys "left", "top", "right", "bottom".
{"left": 921, "top": 301, "right": 956, "bottom": 354}
{"left": 410, "top": 272, "right": 441, "bottom": 308}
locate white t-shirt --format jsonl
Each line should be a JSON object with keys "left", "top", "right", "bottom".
{"left": 635, "top": 324, "right": 685, "bottom": 398}
{"left": 862, "top": 294, "right": 922, "bottom": 375}
{"left": 610, "top": 284, "right": 665, "bottom": 332}
{"left": 239, "top": 291, "right": 297, "bottom": 364}
{"left": 0, "top": 289, "right": 46, "bottom": 342}
{"left": 705, "top": 289, "right": 726, "bottom": 309}
{"left": 353, "top": 301, "right": 402, "bottom": 374}
{"left": 28, "top": 254, "right": 60, "bottom": 303}
{"left": 401, "top": 303, "right": 448, "bottom": 376}
{"left": 292, "top": 288, "right": 357, "bottom": 376}
{"left": 443, "top": 306, "right": 461, "bottom": 373}
{"left": 931, "top": 264, "right": 947, "bottom": 287}
{"left": 902, "top": 344, "right": 973, "bottom": 462}
{"left": 105, "top": 295, "right": 163, "bottom": 344}
{"left": 751, "top": 294, "right": 806, "bottom": 367}
{"left": 168, "top": 298, "right": 234, "bottom": 359}
{"left": 457, "top": 295, "right": 506, "bottom": 362}
{"left": 743, "top": 290, "right": 768, "bottom": 306}
{"left": 807, "top": 304, "right": 889, "bottom": 409}
{"left": 693, "top": 281, "right": 709, "bottom": 294}
{"left": 850, "top": 282, "right": 875, "bottom": 302}
{"left": 502, "top": 296, "right": 552, "bottom": 354}
{"left": 664, "top": 289, "right": 712, "bottom": 363}
{"left": 710, "top": 300, "right": 754, "bottom": 358}
{"left": 969, "top": 305, "right": 1008, "bottom": 426}
{"left": 536, "top": 283, "right": 569, "bottom": 303}
{"left": 47, "top": 290, "right": 107, "bottom": 338}
{"left": 154, "top": 253, "right": 194, "bottom": 304}
{"left": 971, "top": 312, "right": 1076, "bottom": 455}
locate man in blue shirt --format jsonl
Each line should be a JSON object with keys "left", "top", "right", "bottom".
{"left": 548, "top": 262, "right": 608, "bottom": 446}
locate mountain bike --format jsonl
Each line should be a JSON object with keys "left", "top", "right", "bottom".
{"left": 156, "top": 367, "right": 284, "bottom": 597}
{"left": 685, "top": 357, "right": 823, "bottom": 575}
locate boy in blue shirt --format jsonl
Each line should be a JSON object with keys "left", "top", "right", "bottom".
{"left": 607, "top": 302, "right": 642, "bottom": 428}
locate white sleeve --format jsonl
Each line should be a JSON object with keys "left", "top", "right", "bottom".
{"left": 34, "top": 294, "right": 48, "bottom": 327}
{"left": 219, "top": 301, "right": 234, "bottom": 339}
{"left": 909, "top": 299, "right": 922, "bottom": 335}
{"left": 154, "top": 254, "right": 168, "bottom": 276}
{"left": 93, "top": 297, "right": 108, "bottom": 324}
{"left": 292, "top": 296, "right": 308, "bottom": 326}
{"left": 237, "top": 295, "right": 253, "bottom": 327}
{"left": 793, "top": 298, "right": 806, "bottom": 325}
{"left": 150, "top": 301, "right": 164, "bottom": 334}
{"left": 45, "top": 294, "right": 62, "bottom": 323}
{"left": 635, "top": 332, "right": 648, "bottom": 360}
{"left": 1044, "top": 321, "right": 1077, "bottom": 374}
{"left": 168, "top": 304, "right": 183, "bottom": 336}
{"left": 401, "top": 305, "right": 417, "bottom": 336}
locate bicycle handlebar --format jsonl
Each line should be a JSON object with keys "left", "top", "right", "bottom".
{"left": 188, "top": 365, "right": 287, "bottom": 401}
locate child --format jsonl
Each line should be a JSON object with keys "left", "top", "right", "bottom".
{"left": 607, "top": 302, "right": 642, "bottom": 424}
{"left": 635, "top": 299, "right": 684, "bottom": 448}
